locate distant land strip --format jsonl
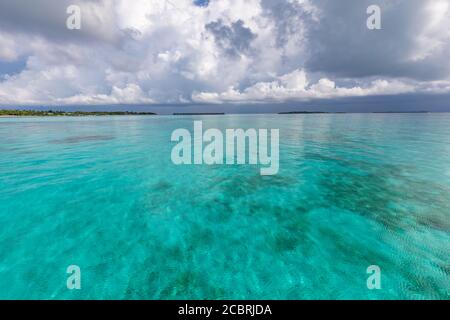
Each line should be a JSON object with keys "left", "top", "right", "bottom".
{"left": 0, "top": 110, "right": 157, "bottom": 117}
{"left": 278, "top": 111, "right": 330, "bottom": 114}
{"left": 279, "top": 111, "right": 433, "bottom": 114}
{"left": 173, "top": 113, "right": 225, "bottom": 115}
{"left": 372, "top": 111, "right": 430, "bottom": 113}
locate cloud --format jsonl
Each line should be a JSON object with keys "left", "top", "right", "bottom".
{"left": 0, "top": 32, "right": 19, "bottom": 61}
{"left": 306, "top": 0, "right": 450, "bottom": 80}
{"left": 0, "top": 0, "right": 448, "bottom": 106}
{"left": 205, "top": 19, "right": 256, "bottom": 57}
{"left": 192, "top": 69, "right": 420, "bottom": 103}
{"left": 55, "top": 84, "right": 155, "bottom": 105}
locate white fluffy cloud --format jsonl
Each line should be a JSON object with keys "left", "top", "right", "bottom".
{"left": 192, "top": 69, "right": 422, "bottom": 103}
{"left": 0, "top": 32, "right": 19, "bottom": 61}
{"left": 0, "top": 0, "right": 449, "bottom": 105}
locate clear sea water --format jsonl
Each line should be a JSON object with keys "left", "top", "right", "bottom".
{"left": 0, "top": 114, "right": 448, "bottom": 300}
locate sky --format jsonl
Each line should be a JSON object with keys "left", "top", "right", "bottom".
{"left": 0, "top": 0, "right": 449, "bottom": 112}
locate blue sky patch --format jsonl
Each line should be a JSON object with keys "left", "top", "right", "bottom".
{"left": 193, "top": 0, "right": 209, "bottom": 7}
{"left": 0, "top": 58, "right": 27, "bottom": 77}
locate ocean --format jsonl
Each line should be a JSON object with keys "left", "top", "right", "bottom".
{"left": 0, "top": 114, "right": 448, "bottom": 299}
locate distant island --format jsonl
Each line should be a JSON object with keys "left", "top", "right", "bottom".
{"left": 0, "top": 110, "right": 157, "bottom": 117}
{"left": 279, "top": 111, "right": 432, "bottom": 114}
{"left": 278, "top": 111, "right": 329, "bottom": 114}
{"left": 173, "top": 113, "right": 225, "bottom": 115}
{"left": 372, "top": 111, "right": 430, "bottom": 114}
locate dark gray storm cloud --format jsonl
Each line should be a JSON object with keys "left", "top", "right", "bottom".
{"left": 261, "top": 0, "right": 315, "bottom": 48}
{"left": 205, "top": 19, "right": 256, "bottom": 57}
{"left": 305, "top": 0, "right": 450, "bottom": 81}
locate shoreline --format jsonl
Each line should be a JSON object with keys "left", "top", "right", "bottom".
{"left": 1, "top": 109, "right": 449, "bottom": 117}
{"left": 0, "top": 110, "right": 157, "bottom": 117}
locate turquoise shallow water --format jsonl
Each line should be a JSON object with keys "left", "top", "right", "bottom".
{"left": 0, "top": 114, "right": 449, "bottom": 300}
